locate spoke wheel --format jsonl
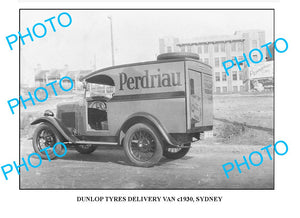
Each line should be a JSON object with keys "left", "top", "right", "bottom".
{"left": 129, "top": 130, "right": 156, "bottom": 162}
{"left": 32, "top": 123, "right": 64, "bottom": 160}
{"left": 123, "top": 123, "right": 163, "bottom": 167}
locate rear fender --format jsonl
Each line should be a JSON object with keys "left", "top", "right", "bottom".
{"left": 118, "top": 112, "right": 180, "bottom": 147}
{"left": 31, "top": 116, "right": 77, "bottom": 143}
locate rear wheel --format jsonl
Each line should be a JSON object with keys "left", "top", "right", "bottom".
{"left": 32, "top": 123, "right": 66, "bottom": 160}
{"left": 75, "top": 144, "right": 97, "bottom": 154}
{"left": 123, "top": 123, "right": 163, "bottom": 167}
{"left": 163, "top": 143, "right": 191, "bottom": 159}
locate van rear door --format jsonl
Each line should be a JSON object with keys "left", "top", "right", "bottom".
{"left": 186, "top": 60, "right": 213, "bottom": 132}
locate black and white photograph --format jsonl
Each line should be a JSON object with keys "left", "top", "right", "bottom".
{"left": 19, "top": 9, "right": 274, "bottom": 189}
{"left": 2, "top": 0, "right": 300, "bottom": 217}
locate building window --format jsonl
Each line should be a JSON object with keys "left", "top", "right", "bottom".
{"left": 237, "top": 56, "right": 244, "bottom": 66}
{"left": 214, "top": 44, "right": 219, "bottom": 53}
{"left": 252, "top": 40, "right": 257, "bottom": 48}
{"left": 198, "top": 45, "right": 202, "bottom": 54}
{"left": 222, "top": 72, "right": 227, "bottom": 81}
{"left": 240, "top": 85, "right": 244, "bottom": 92}
{"left": 180, "top": 46, "right": 185, "bottom": 52}
{"left": 216, "top": 87, "right": 221, "bottom": 93}
{"left": 231, "top": 42, "right": 236, "bottom": 52}
{"left": 233, "top": 86, "right": 238, "bottom": 92}
{"left": 215, "top": 57, "right": 219, "bottom": 67}
{"left": 187, "top": 45, "right": 192, "bottom": 52}
{"left": 191, "top": 45, "right": 196, "bottom": 53}
{"left": 232, "top": 71, "right": 237, "bottom": 80}
{"left": 222, "top": 87, "right": 227, "bottom": 93}
{"left": 239, "top": 71, "right": 244, "bottom": 80}
{"left": 243, "top": 33, "right": 249, "bottom": 39}
{"left": 204, "top": 44, "right": 208, "bottom": 53}
{"left": 221, "top": 57, "right": 226, "bottom": 64}
{"left": 238, "top": 42, "right": 243, "bottom": 51}
{"left": 215, "top": 72, "right": 220, "bottom": 81}
{"left": 220, "top": 43, "right": 225, "bottom": 52}
{"left": 167, "top": 46, "right": 172, "bottom": 53}
{"left": 204, "top": 58, "right": 209, "bottom": 65}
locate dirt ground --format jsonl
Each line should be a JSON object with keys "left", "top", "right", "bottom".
{"left": 212, "top": 93, "right": 273, "bottom": 145}
{"left": 20, "top": 93, "right": 274, "bottom": 189}
{"left": 214, "top": 93, "right": 273, "bottom": 130}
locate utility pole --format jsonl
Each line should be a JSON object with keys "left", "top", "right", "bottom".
{"left": 107, "top": 16, "right": 115, "bottom": 66}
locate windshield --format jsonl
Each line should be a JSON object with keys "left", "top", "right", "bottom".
{"left": 85, "top": 83, "right": 115, "bottom": 99}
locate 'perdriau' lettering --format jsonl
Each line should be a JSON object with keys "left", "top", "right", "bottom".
{"left": 119, "top": 70, "right": 182, "bottom": 90}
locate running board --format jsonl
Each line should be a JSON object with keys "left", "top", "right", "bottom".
{"left": 65, "top": 141, "right": 118, "bottom": 146}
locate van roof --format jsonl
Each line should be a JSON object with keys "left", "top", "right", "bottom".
{"left": 81, "top": 57, "right": 212, "bottom": 82}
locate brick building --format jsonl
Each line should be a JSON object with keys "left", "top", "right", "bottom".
{"left": 159, "top": 30, "right": 268, "bottom": 93}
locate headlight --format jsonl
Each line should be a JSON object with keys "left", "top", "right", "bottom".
{"left": 44, "top": 110, "right": 54, "bottom": 117}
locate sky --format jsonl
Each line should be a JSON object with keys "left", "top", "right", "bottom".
{"left": 20, "top": 9, "right": 273, "bottom": 85}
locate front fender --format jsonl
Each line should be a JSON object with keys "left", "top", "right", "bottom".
{"left": 31, "top": 116, "right": 76, "bottom": 143}
{"left": 118, "top": 112, "right": 179, "bottom": 147}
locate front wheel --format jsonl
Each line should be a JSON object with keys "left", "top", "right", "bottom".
{"left": 163, "top": 143, "right": 191, "bottom": 159}
{"left": 32, "top": 123, "right": 65, "bottom": 160}
{"left": 123, "top": 123, "right": 163, "bottom": 167}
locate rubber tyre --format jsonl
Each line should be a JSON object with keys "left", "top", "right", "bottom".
{"left": 123, "top": 123, "right": 163, "bottom": 167}
{"left": 32, "top": 123, "right": 65, "bottom": 160}
{"left": 75, "top": 144, "right": 97, "bottom": 154}
{"left": 163, "top": 143, "right": 191, "bottom": 159}
{"left": 157, "top": 52, "right": 199, "bottom": 61}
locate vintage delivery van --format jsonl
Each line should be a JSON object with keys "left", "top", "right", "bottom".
{"left": 31, "top": 52, "right": 213, "bottom": 167}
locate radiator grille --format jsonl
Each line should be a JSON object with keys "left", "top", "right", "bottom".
{"left": 61, "top": 112, "right": 76, "bottom": 128}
